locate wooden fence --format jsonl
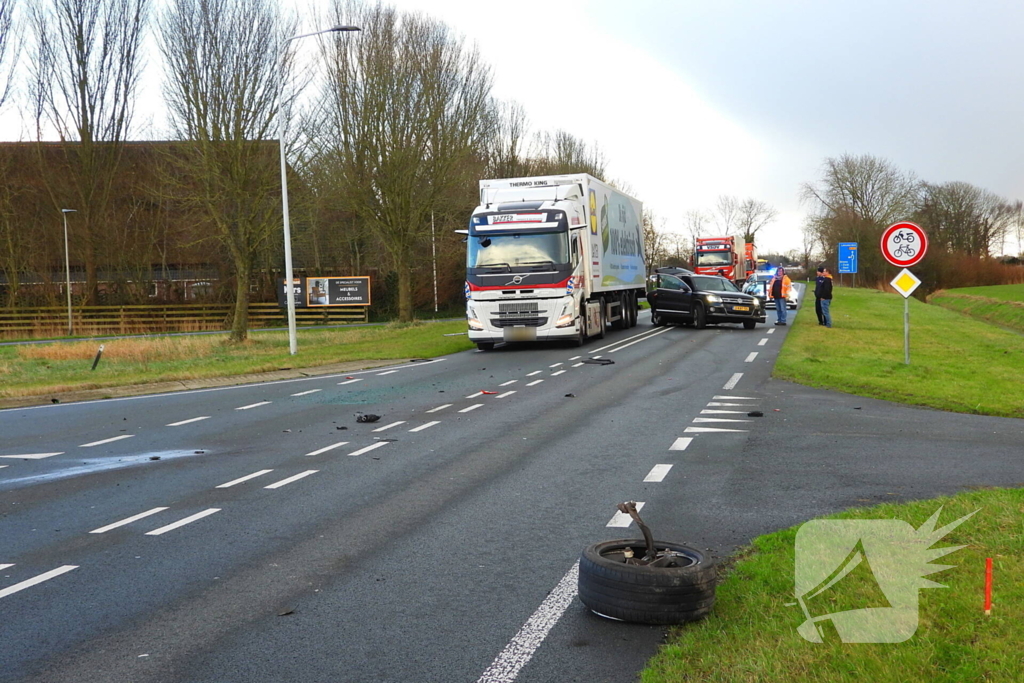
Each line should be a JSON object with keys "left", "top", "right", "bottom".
{"left": 0, "top": 303, "right": 368, "bottom": 339}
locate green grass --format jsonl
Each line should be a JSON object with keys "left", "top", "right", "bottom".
{"left": 774, "top": 288, "right": 1024, "bottom": 418}
{"left": 930, "top": 285, "right": 1024, "bottom": 335}
{"left": 642, "top": 488, "right": 1024, "bottom": 683}
{"left": 0, "top": 321, "right": 473, "bottom": 399}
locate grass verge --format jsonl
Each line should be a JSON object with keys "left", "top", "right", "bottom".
{"left": 930, "top": 285, "right": 1024, "bottom": 335}
{"left": 642, "top": 487, "right": 1024, "bottom": 682}
{"left": 0, "top": 321, "right": 473, "bottom": 399}
{"left": 774, "top": 288, "right": 1024, "bottom": 418}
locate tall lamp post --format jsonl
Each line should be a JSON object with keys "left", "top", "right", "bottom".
{"left": 279, "top": 24, "right": 361, "bottom": 355}
{"left": 61, "top": 208, "right": 77, "bottom": 336}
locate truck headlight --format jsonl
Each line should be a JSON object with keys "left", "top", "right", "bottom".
{"left": 555, "top": 300, "right": 575, "bottom": 328}
{"left": 468, "top": 318, "right": 484, "bottom": 331}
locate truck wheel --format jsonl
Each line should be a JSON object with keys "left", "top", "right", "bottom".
{"left": 626, "top": 293, "right": 637, "bottom": 328}
{"left": 614, "top": 297, "right": 628, "bottom": 330}
{"left": 743, "top": 320, "right": 757, "bottom": 330}
{"left": 693, "top": 303, "right": 707, "bottom": 329}
{"left": 572, "top": 308, "right": 586, "bottom": 347}
{"left": 578, "top": 539, "right": 717, "bottom": 625}
{"left": 477, "top": 342, "right": 494, "bottom": 351}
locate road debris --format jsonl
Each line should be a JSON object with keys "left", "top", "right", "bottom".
{"left": 582, "top": 358, "right": 614, "bottom": 365}
{"left": 356, "top": 414, "right": 381, "bottom": 423}
{"left": 747, "top": 411, "right": 764, "bottom": 417}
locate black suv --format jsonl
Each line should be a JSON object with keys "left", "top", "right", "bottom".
{"left": 646, "top": 273, "right": 766, "bottom": 329}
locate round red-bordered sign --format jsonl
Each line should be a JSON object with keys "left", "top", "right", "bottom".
{"left": 881, "top": 222, "right": 928, "bottom": 267}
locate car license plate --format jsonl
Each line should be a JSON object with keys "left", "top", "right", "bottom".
{"left": 733, "top": 305, "right": 750, "bottom": 312}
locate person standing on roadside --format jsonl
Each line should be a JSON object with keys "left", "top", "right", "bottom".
{"left": 770, "top": 267, "right": 792, "bottom": 326}
{"left": 816, "top": 266, "right": 834, "bottom": 328}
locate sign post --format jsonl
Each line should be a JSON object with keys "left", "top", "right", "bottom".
{"left": 837, "top": 242, "right": 858, "bottom": 288}
{"left": 881, "top": 223, "right": 928, "bottom": 365}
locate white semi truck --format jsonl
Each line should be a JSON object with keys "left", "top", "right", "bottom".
{"left": 462, "top": 174, "right": 646, "bottom": 350}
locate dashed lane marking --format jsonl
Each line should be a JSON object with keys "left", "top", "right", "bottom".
{"left": 305, "top": 442, "right": 349, "bottom": 456}
{"left": 499, "top": 380, "right": 518, "bottom": 387}
{"left": 426, "top": 404, "right": 452, "bottom": 413}
{"left": 767, "top": 328, "right": 776, "bottom": 334}
{"left": 0, "top": 564, "right": 12, "bottom": 570}
{"left": 758, "top": 338, "right": 769, "bottom": 346}
{"left": 549, "top": 363, "right": 563, "bottom": 368}
{"left": 0, "top": 453, "right": 63, "bottom": 460}
{"left": 372, "top": 421, "right": 406, "bottom": 432}
{"left": 0, "top": 465, "right": 6, "bottom": 469}
{"left": 526, "top": 371, "right": 543, "bottom": 377}
{"left": 0, "top": 565, "right": 78, "bottom": 601}
{"left": 706, "top": 402, "right": 749, "bottom": 407}
{"left": 701, "top": 409, "right": 749, "bottom": 415}
{"left": 167, "top": 416, "right": 210, "bottom": 427}
{"left": 377, "top": 370, "right": 399, "bottom": 376}
{"left": 572, "top": 363, "right": 584, "bottom": 367}
{"left": 713, "top": 395, "right": 758, "bottom": 400}
{"left": 745, "top": 352, "right": 758, "bottom": 363}
{"left": 216, "top": 470, "right": 274, "bottom": 487}
{"left": 349, "top": 442, "right": 389, "bottom": 456}
{"left": 722, "top": 374, "right": 744, "bottom": 390}
{"left": 526, "top": 380, "right": 543, "bottom": 387}
{"left": 693, "top": 417, "right": 751, "bottom": 423}
{"left": 466, "top": 391, "right": 485, "bottom": 399}
{"left": 685, "top": 426, "right": 748, "bottom": 433}
{"left": 607, "top": 502, "right": 646, "bottom": 527}
{"left": 409, "top": 421, "right": 440, "bottom": 432}
{"left": 265, "top": 470, "right": 318, "bottom": 489}
{"left": 80, "top": 435, "right": 134, "bottom": 448}
{"left": 338, "top": 378, "right": 364, "bottom": 385}
{"left": 569, "top": 356, "right": 581, "bottom": 361}
{"left": 145, "top": 509, "right": 220, "bottom": 536}
{"left": 90, "top": 507, "right": 169, "bottom": 533}
{"left": 459, "top": 404, "right": 484, "bottom": 413}
{"left": 496, "top": 391, "right": 516, "bottom": 399}
{"left": 550, "top": 370, "right": 566, "bottom": 376}
{"left": 291, "top": 389, "right": 322, "bottom": 397}
{"left": 235, "top": 402, "right": 271, "bottom": 411}
{"left": 644, "top": 464, "right": 673, "bottom": 482}
{"left": 669, "top": 437, "right": 693, "bottom": 451}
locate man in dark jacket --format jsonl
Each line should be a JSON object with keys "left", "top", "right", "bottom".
{"left": 815, "top": 266, "right": 834, "bottom": 327}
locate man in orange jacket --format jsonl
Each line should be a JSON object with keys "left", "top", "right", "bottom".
{"left": 770, "top": 267, "right": 792, "bottom": 326}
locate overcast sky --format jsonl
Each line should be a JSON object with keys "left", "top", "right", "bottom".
{"left": 5, "top": 0, "right": 1023, "bottom": 254}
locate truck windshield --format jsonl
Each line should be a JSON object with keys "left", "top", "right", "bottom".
{"left": 468, "top": 232, "right": 568, "bottom": 269}
{"left": 695, "top": 251, "right": 732, "bottom": 267}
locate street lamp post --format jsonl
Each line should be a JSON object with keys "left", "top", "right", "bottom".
{"left": 61, "top": 209, "right": 77, "bottom": 336}
{"left": 279, "top": 25, "right": 361, "bottom": 355}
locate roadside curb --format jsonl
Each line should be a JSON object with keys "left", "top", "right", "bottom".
{"left": 0, "top": 358, "right": 409, "bottom": 410}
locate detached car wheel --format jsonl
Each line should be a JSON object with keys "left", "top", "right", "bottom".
{"left": 578, "top": 540, "right": 717, "bottom": 625}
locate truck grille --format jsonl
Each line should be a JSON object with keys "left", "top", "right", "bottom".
{"left": 490, "top": 317, "right": 547, "bottom": 328}
{"left": 498, "top": 302, "right": 541, "bottom": 315}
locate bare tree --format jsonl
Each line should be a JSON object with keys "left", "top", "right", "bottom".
{"left": 158, "top": 0, "right": 295, "bottom": 341}
{"left": 319, "top": 1, "right": 493, "bottom": 322}
{"left": 30, "top": 0, "right": 149, "bottom": 304}
{"left": 712, "top": 195, "right": 740, "bottom": 235}
{"left": 0, "top": 0, "right": 18, "bottom": 111}
{"left": 684, "top": 209, "right": 711, "bottom": 246}
{"left": 736, "top": 198, "right": 778, "bottom": 243}
{"left": 915, "top": 181, "right": 1015, "bottom": 257}
{"left": 641, "top": 208, "right": 667, "bottom": 275}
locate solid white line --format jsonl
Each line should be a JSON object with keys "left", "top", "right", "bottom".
{"left": 0, "top": 565, "right": 78, "bottom": 601}
{"left": 607, "top": 326, "right": 673, "bottom": 352}
{"left": 607, "top": 502, "right": 645, "bottom": 527}
{"left": 338, "top": 379, "right": 363, "bottom": 385}
{"left": 166, "top": 416, "right": 210, "bottom": 427}
{"left": 526, "top": 371, "right": 543, "bottom": 377}
{"left": 702, "top": 409, "right": 749, "bottom": 414}
{"left": 669, "top": 437, "right": 693, "bottom": 451}
{"left": 235, "top": 401, "right": 271, "bottom": 411}
{"left": 549, "top": 363, "right": 563, "bottom": 368}
{"left": 216, "top": 470, "right": 274, "bottom": 487}
{"left": 90, "top": 507, "right": 169, "bottom": 533}
{"left": 590, "top": 327, "right": 661, "bottom": 353}
{"left": 291, "top": 389, "right": 322, "bottom": 397}
{"left": 0, "top": 452, "right": 63, "bottom": 460}
{"left": 685, "top": 426, "right": 748, "bottom": 433}
{"left": 466, "top": 391, "right": 485, "bottom": 398}
{"left": 693, "top": 417, "right": 751, "bottom": 423}
{"left": 0, "top": 465, "right": 6, "bottom": 468}
{"left": 377, "top": 370, "right": 399, "bottom": 376}
{"left": 349, "top": 442, "right": 389, "bottom": 456}
{"left": 572, "top": 362, "right": 584, "bottom": 368}
{"left": 644, "top": 464, "right": 673, "bottom": 482}
{"left": 372, "top": 421, "right": 406, "bottom": 432}
{"left": 265, "top": 470, "right": 318, "bottom": 489}
{"left": 0, "top": 564, "right": 12, "bottom": 570}
{"left": 496, "top": 391, "right": 516, "bottom": 399}
{"left": 305, "top": 442, "right": 349, "bottom": 456}
{"left": 426, "top": 404, "right": 452, "bottom": 413}
{"left": 723, "top": 373, "right": 743, "bottom": 390}
{"left": 767, "top": 328, "right": 776, "bottom": 334}
{"left": 550, "top": 370, "right": 566, "bottom": 376}
{"left": 745, "top": 352, "right": 758, "bottom": 363}
{"left": 459, "top": 404, "right": 483, "bottom": 413}
{"left": 409, "top": 421, "right": 440, "bottom": 432}
{"left": 758, "top": 338, "right": 769, "bottom": 346}
{"left": 477, "top": 564, "right": 580, "bottom": 683}
{"left": 499, "top": 380, "right": 518, "bottom": 387}
{"left": 526, "top": 380, "right": 543, "bottom": 387}
{"left": 145, "top": 509, "right": 220, "bottom": 536}
{"left": 569, "top": 356, "right": 581, "bottom": 361}
{"left": 80, "top": 435, "right": 134, "bottom": 448}
{"left": 713, "top": 395, "right": 758, "bottom": 400}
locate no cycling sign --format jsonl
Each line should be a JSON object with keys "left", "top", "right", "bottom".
{"left": 881, "top": 222, "right": 928, "bottom": 268}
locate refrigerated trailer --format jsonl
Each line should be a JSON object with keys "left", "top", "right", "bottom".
{"left": 462, "top": 174, "right": 646, "bottom": 350}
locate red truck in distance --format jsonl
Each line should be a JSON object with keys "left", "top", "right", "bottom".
{"left": 693, "top": 236, "right": 743, "bottom": 281}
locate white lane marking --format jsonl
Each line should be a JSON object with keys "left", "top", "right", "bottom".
{"left": 607, "top": 502, "right": 646, "bottom": 527}
{"left": 305, "top": 442, "right": 349, "bottom": 456}
{"left": 526, "top": 371, "right": 543, "bottom": 377}
{"left": 0, "top": 452, "right": 63, "bottom": 460}
{"left": 372, "top": 421, "right": 406, "bottom": 432}
{"left": 568, "top": 356, "right": 581, "bottom": 361}
{"left": 550, "top": 370, "right": 566, "bottom": 376}
{"left": 291, "top": 389, "right": 322, "bottom": 397}
{"left": 723, "top": 373, "right": 743, "bottom": 390}
{"left": 701, "top": 409, "right": 749, "bottom": 414}
{"left": 146, "top": 508, "right": 220, "bottom": 535}
{"left": 459, "top": 404, "right": 484, "bottom": 413}
{"left": 377, "top": 370, "right": 399, "bottom": 376}
{"left": 549, "top": 363, "right": 563, "bottom": 368}
{"left": 758, "top": 338, "right": 769, "bottom": 346}
{"left": 767, "top": 328, "right": 776, "bottom": 334}
{"left": 476, "top": 562, "right": 580, "bottom": 683}
{"left": 607, "top": 326, "right": 673, "bottom": 353}
{"left": 466, "top": 391, "right": 485, "bottom": 399}
{"left": 265, "top": 470, "right": 319, "bottom": 489}
{"left": 592, "top": 355, "right": 603, "bottom": 359}
{"left": 0, "top": 564, "right": 12, "bottom": 570}
{"left": 496, "top": 391, "right": 516, "bottom": 399}
{"left": 499, "top": 380, "right": 518, "bottom": 387}
{"left": 745, "top": 352, "right": 758, "bottom": 363}
{"left": 166, "top": 416, "right": 210, "bottom": 427}
{"left": 644, "top": 464, "right": 673, "bottom": 482}
{"left": 713, "top": 395, "right": 758, "bottom": 400}
{"left": 338, "top": 379, "right": 363, "bottom": 385}
{"left": 572, "top": 362, "right": 584, "bottom": 368}
{"left": 216, "top": 470, "right": 274, "bottom": 487}
{"left": 427, "top": 404, "right": 452, "bottom": 413}
{"left": 90, "top": 507, "right": 169, "bottom": 533}
{"left": 526, "top": 380, "right": 544, "bottom": 387}
{"left": 590, "top": 327, "right": 661, "bottom": 353}
{"left": 349, "top": 442, "right": 389, "bottom": 456}
{"left": 0, "top": 465, "right": 6, "bottom": 469}
{"left": 693, "top": 417, "right": 751, "bottom": 423}
{"left": 685, "top": 426, "right": 748, "bottom": 433}
{"left": 80, "top": 435, "right": 134, "bottom": 448}
{"left": 409, "top": 421, "right": 440, "bottom": 433}
{"left": 669, "top": 437, "right": 693, "bottom": 451}
{"left": 235, "top": 401, "right": 271, "bottom": 411}
{"left": 0, "top": 565, "right": 78, "bottom": 601}
{"left": 707, "top": 402, "right": 750, "bottom": 407}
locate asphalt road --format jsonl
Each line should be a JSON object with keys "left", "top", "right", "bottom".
{"left": 3, "top": 287, "right": 1023, "bottom": 683}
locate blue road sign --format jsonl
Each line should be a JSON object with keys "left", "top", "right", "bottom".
{"left": 838, "top": 242, "right": 858, "bottom": 274}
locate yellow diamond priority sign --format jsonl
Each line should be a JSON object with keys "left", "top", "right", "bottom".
{"left": 890, "top": 269, "right": 921, "bottom": 298}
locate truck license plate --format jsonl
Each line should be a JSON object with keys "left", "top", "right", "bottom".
{"left": 732, "top": 305, "right": 750, "bottom": 312}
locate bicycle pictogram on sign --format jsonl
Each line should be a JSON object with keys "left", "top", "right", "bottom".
{"left": 881, "top": 223, "right": 928, "bottom": 267}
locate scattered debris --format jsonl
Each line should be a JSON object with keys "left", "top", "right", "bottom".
{"left": 283, "top": 429, "right": 291, "bottom": 433}
{"left": 149, "top": 456, "right": 161, "bottom": 461}
{"left": 277, "top": 608, "right": 295, "bottom": 617}
{"left": 565, "top": 393, "right": 576, "bottom": 398}
{"left": 582, "top": 358, "right": 614, "bottom": 365}
{"left": 747, "top": 411, "right": 764, "bottom": 417}
{"left": 356, "top": 414, "right": 381, "bottom": 423}
{"left": 51, "top": 398, "right": 60, "bottom": 404}
{"left": 854, "top": 406, "right": 862, "bottom": 410}
{"left": 194, "top": 450, "right": 205, "bottom": 454}
{"left": 481, "top": 390, "right": 498, "bottom": 395}
{"left": 773, "top": 409, "right": 781, "bottom": 412}
{"left": 409, "top": 358, "right": 432, "bottom": 362}
{"left": 336, "top": 426, "right": 348, "bottom": 430}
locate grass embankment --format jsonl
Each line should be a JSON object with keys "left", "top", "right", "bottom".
{"left": 930, "top": 285, "right": 1024, "bottom": 335}
{"left": 642, "top": 488, "right": 1024, "bottom": 682}
{"left": 774, "top": 288, "right": 1024, "bottom": 418}
{"left": 0, "top": 321, "right": 473, "bottom": 399}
